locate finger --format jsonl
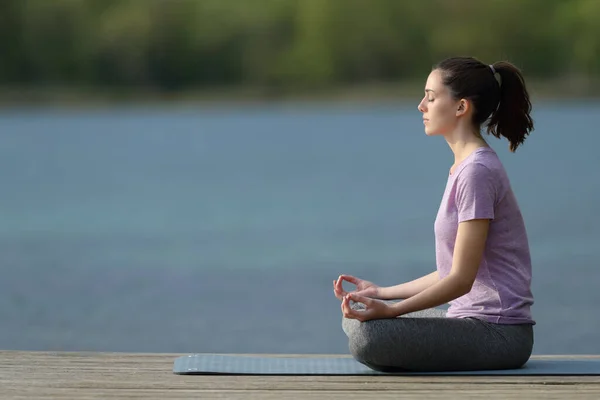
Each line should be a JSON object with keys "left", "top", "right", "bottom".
{"left": 341, "top": 275, "right": 360, "bottom": 285}
{"left": 341, "top": 295, "right": 350, "bottom": 314}
{"left": 342, "top": 296, "right": 361, "bottom": 319}
{"left": 343, "top": 297, "right": 353, "bottom": 318}
{"left": 333, "top": 279, "right": 341, "bottom": 292}
{"left": 346, "top": 296, "right": 370, "bottom": 321}
{"left": 333, "top": 280, "right": 341, "bottom": 297}
{"left": 349, "top": 293, "right": 371, "bottom": 306}
{"left": 335, "top": 277, "right": 347, "bottom": 296}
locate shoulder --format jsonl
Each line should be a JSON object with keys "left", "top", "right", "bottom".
{"left": 454, "top": 161, "right": 496, "bottom": 188}
{"left": 455, "top": 150, "right": 504, "bottom": 184}
{"left": 453, "top": 159, "right": 501, "bottom": 202}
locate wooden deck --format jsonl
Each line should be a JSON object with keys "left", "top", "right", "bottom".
{"left": 1, "top": 351, "right": 600, "bottom": 399}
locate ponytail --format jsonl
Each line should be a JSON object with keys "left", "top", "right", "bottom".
{"left": 486, "top": 62, "right": 534, "bottom": 152}
{"left": 435, "top": 57, "right": 535, "bottom": 152}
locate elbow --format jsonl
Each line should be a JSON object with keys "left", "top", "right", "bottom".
{"left": 458, "top": 282, "right": 473, "bottom": 297}
{"left": 450, "top": 274, "right": 475, "bottom": 297}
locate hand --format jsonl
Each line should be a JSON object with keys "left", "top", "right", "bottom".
{"left": 341, "top": 294, "right": 395, "bottom": 322}
{"left": 333, "top": 274, "right": 380, "bottom": 301}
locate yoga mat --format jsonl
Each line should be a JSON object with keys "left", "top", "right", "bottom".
{"left": 173, "top": 354, "right": 600, "bottom": 376}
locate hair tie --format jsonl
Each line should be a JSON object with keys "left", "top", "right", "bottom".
{"left": 489, "top": 64, "right": 496, "bottom": 75}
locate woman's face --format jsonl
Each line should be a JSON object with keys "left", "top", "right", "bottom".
{"left": 417, "top": 69, "right": 462, "bottom": 136}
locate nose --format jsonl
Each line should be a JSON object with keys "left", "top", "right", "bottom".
{"left": 417, "top": 98, "right": 426, "bottom": 113}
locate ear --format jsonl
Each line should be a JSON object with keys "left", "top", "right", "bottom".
{"left": 456, "top": 99, "right": 470, "bottom": 117}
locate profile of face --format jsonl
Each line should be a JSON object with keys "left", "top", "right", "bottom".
{"left": 417, "top": 69, "right": 469, "bottom": 137}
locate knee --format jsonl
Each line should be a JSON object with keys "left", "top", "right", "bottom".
{"left": 348, "top": 326, "right": 402, "bottom": 372}
{"left": 498, "top": 324, "right": 534, "bottom": 370}
{"left": 513, "top": 327, "right": 535, "bottom": 368}
{"left": 348, "top": 335, "right": 369, "bottom": 364}
{"left": 347, "top": 322, "right": 379, "bottom": 364}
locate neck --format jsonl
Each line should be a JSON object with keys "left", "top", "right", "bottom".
{"left": 445, "top": 126, "right": 488, "bottom": 171}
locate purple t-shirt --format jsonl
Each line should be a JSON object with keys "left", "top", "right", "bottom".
{"left": 434, "top": 147, "right": 535, "bottom": 325}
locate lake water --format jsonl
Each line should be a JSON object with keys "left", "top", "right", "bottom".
{"left": 0, "top": 100, "right": 599, "bottom": 355}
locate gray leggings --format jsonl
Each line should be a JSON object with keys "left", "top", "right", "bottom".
{"left": 342, "top": 302, "right": 534, "bottom": 372}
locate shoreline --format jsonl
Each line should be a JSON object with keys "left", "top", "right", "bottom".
{"left": 1, "top": 78, "right": 599, "bottom": 109}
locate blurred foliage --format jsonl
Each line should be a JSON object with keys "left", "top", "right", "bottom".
{"left": 1, "top": 0, "right": 599, "bottom": 95}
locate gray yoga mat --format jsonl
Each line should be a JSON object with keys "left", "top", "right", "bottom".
{"left": 173, "top": 354, "right": 600, "bottom": 376}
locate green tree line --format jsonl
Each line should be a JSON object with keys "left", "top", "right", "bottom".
{"left": 1, "top": 0, "right": 599, "bottom": 96}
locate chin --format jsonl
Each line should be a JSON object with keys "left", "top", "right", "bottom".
{"left": 424, "top": 125, "right": 443, "bottom": 136}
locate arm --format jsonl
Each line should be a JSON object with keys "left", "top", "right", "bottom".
{"left": 343, "top": 163, "right": 496, "bottom": 321}
{"left": 389, "top": 218, "right": 489, "bottom": 316}
{"left": 377, "top": 271, "right": 440, "bottom": 300}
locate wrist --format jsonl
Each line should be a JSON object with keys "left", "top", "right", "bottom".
{"left": 375, "top": 286, "right": 388, "bottom": 300}
{"left": 387, "top": 301, "right": 405, "bottom": 318}
{"left": 385, "top": 301, "right": 402, "bottom": 318}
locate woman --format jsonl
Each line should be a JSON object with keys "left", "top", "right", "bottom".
{"left": 333, "top": 56, "right": 535, "bottom": 372}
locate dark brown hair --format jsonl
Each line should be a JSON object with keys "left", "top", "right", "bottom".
{"left": 434, "top": 57, "right": 534, "bottom": 152}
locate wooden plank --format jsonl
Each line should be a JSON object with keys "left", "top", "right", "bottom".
{"left": 0, "top": 351, "right": 599, "bottom": 399}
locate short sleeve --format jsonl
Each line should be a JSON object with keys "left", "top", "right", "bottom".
{"left": 454, "top": 162, "right": 496, "bottom": 222}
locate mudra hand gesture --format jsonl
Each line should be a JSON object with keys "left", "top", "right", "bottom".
{"left": 333, "top": 275, "right": 394, "bottom": 321}
{"left": 333, "top": 275, "right": 380, "bottom": 300}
